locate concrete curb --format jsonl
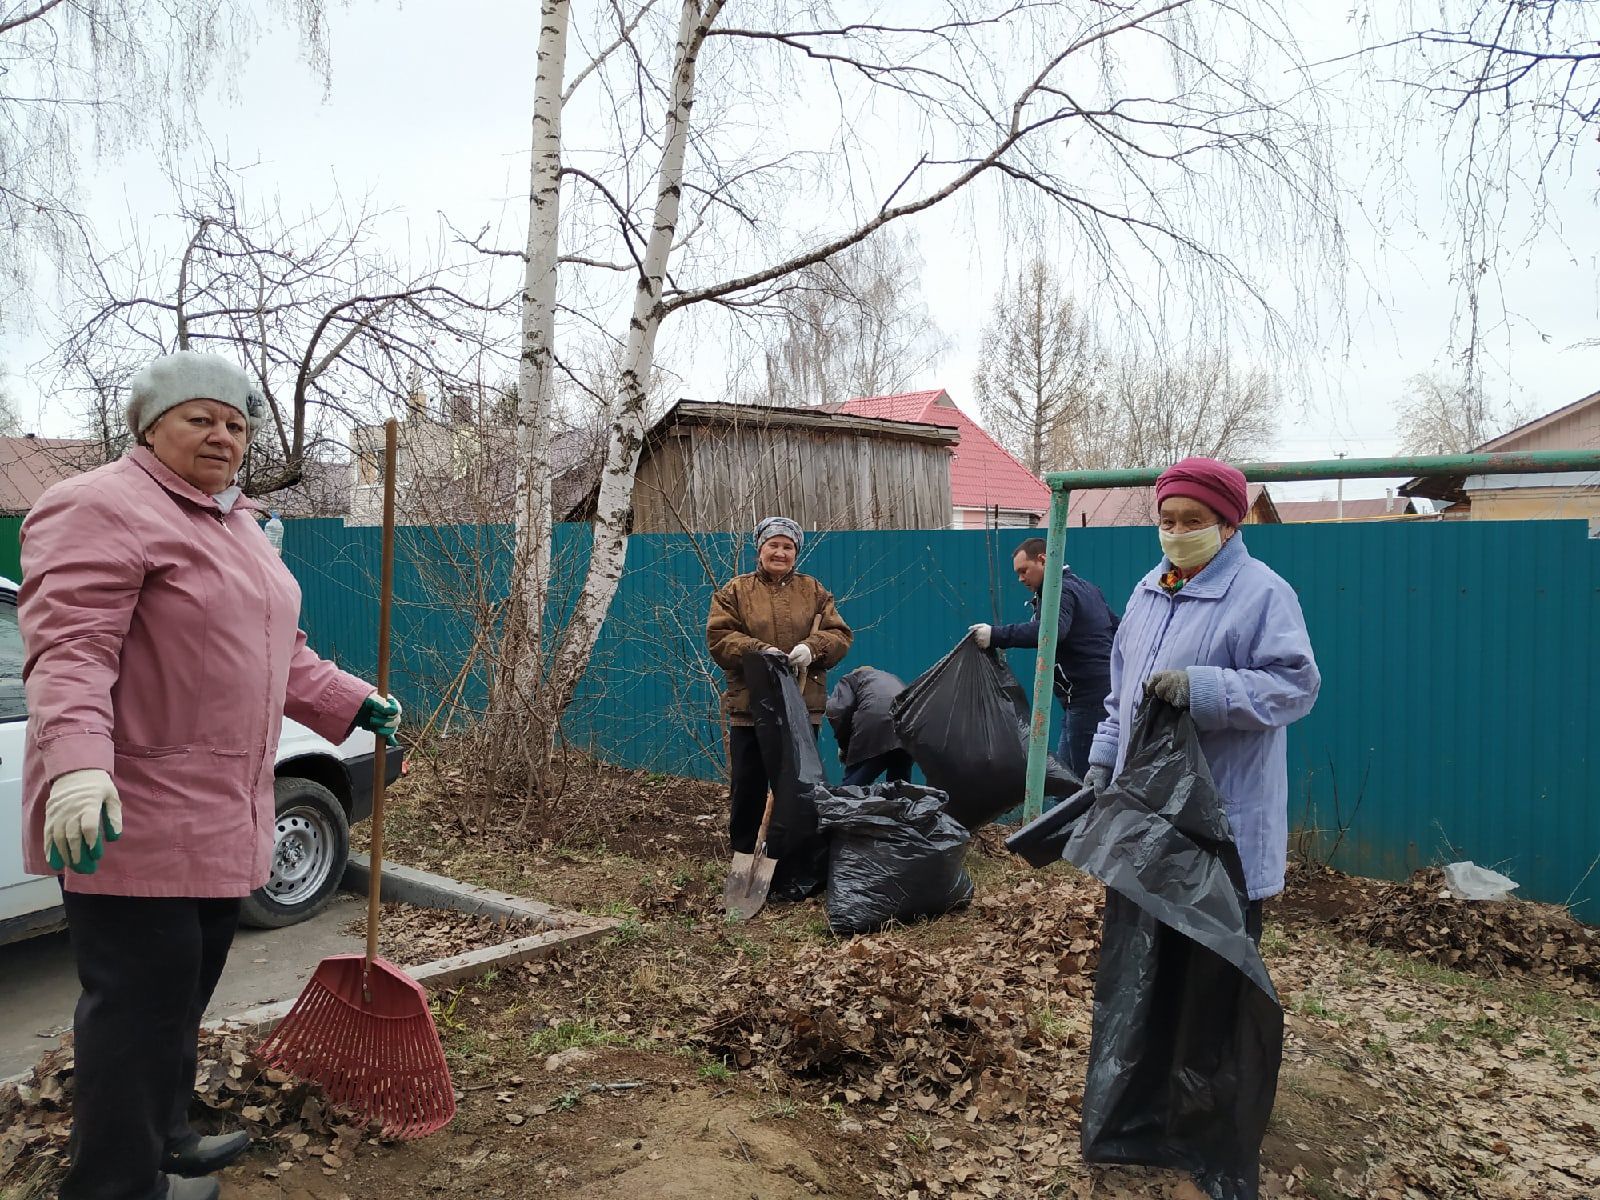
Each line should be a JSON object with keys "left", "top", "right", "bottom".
{"left": 340, "top": 854, "right": 583, "bottom": 930}
{"left": 220, "top": 856, "right": 619, "bottom": 1035}
{"left": 219, "top": 918, "right": 617, "bottom": 1036}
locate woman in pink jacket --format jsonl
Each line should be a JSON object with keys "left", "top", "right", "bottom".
{"left": 19, "top": 352, "right": 402, "bottom": 1200}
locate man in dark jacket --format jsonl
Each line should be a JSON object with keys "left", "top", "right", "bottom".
{"left": 970, "top": 537, "right": 1117, "bottom": 779}
{"left": 825, "top": 666, "right": 913, "bottom": 787}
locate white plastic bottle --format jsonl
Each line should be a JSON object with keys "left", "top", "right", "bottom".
{"left": 264, "top": 511, "right": 285, "bottom": 556}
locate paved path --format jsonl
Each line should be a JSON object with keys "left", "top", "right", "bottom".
{"left": 0, "top": 893, "right": 366, "bottom": 1080}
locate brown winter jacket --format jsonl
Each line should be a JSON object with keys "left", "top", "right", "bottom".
{"left": 706, "top": 571, "right": 853, "bottom": 725}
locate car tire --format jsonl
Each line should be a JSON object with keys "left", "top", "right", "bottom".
{"left": 240, "top": 777, "right": 351, "bottom": 930}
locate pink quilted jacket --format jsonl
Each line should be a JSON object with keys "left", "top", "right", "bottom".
{"left": 19, "top": 448, "right": 372, "bottom": 897}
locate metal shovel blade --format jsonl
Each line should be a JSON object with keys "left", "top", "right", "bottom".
{"left": 722, "top": 846, "right": 777, "bottom": 921}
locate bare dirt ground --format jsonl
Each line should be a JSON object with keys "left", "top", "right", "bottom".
{"left": 5, "top": 760, "right": 1599, "bottom": 1200}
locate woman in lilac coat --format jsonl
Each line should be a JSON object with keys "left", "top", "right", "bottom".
{"left": 20, "top": 353, "right": 402, "bottom": 1200}
{"left": 1085, "top": 457, "right": 1320, "bottom": 940}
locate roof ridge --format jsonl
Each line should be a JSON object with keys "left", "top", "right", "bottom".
{"left": 1480, "top": 387, "right": 1600, "bottom": 451}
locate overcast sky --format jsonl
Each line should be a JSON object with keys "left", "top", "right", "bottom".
{"left": 4, "top": 0, "right": 1595, "bottom": 502}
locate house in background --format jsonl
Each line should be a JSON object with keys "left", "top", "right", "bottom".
{"left": 262, "top": 457, "right": 355, "bottom": 519}
{"left": 1401, "top": 389, "right": 1600, "bottom": 532}
{"left": 1064, "top": 484, "right": 1279, "bottom": 528}
{"left": 0, "top": 437, "right": 103, "bottom": 517}
{"left": 568, "top": 400, "right": 957, "bottom": 534}
{"left": 348, "top": 405, "right": 595, "bottom": 527}
{"left": 835, "top": 389, "right": 1048, "bottom": 529}
{"left": 1274, "top": 493, "right": 1435, "bottom": 523}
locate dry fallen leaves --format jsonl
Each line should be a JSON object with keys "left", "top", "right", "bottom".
{"left": 1338, "top": 868, "right": 1600, "bottom": 993}
{"left": 341, "top": 902, "right": 538, "bottom": 966}
{"left": 0, "top": 1028, "right": 384, "bottom": 1187}
{"left": 701, "top": 876, "right": 1102, "bottom": 1195}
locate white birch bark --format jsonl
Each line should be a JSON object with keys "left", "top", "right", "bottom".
{"left": 512, "top": 0, "right": 568, "bottom": 673}
{"left": 552, "top": 0, "right": 724, "bottom": 698}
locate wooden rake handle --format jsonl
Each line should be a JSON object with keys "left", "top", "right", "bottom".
{"left": 366, "top": 418, "right": 398, "bottom": 971}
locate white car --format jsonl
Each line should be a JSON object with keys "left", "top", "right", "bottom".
{"left": 0, "top": 577, "right": 400, "bottom": 946}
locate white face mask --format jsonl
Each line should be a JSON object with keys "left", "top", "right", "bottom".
{"left": 1159, "top": 524, "right": 1222, "bottom": 570}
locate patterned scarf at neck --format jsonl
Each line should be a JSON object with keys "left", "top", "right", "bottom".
{"left": 1160, "top": 563, "right": 1208, "bottom": 594}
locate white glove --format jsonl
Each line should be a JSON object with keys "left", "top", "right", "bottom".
{"left": 787, "top": 643, "right": 814, "bottom": 672}
{"left": 969, "top": 624, "right": 992, "bottom": 650}
{"left": 44, "top": 769, "right": 122, "bottom": 874}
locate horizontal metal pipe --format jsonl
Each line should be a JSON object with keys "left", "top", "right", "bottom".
{"left": 1043, "top": 450, "right": 1600, "bottom": 492}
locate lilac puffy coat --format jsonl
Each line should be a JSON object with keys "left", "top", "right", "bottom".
{"left": 1089, "top": 533, "right": 1320, "bottom": 900}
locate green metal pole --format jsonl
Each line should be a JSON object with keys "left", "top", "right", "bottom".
{"left": 1022, "top": 487, "right": 1070, "bottom": 821}
{"left": 1043, "top": 448, "right": 1600, "bottom": 492}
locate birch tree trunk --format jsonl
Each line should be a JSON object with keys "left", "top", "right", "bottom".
{"left": 550, "top": 0, "right": 723, "bottom": 703}
{"left": 510, "top": 0, "right": 567, "bottom": 681}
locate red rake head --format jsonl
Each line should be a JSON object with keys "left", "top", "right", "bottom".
{"left": 256, "top": 953, "right": 456, "bottom": 1139}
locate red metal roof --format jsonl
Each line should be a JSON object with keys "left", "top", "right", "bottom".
{"left": 838, "top": 391, "right": 1049, "bottom": 515}
{"left": 0, "top": 438, "right": 101, "bottom": 513}
{"left": 1275, "top": 497, "right": 1413, "bottom": 522}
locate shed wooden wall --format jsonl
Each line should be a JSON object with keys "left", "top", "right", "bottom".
{"left": 631, "top": 424, "right": 952, "bottom": 533}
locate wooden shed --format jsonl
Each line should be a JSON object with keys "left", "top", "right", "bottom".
{"left": 607, "top": 401, "right": 958, "bottom": 533}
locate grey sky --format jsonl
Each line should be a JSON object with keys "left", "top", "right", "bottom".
{"left": 4, "top": 0, "right": 1595, "bottom": 503}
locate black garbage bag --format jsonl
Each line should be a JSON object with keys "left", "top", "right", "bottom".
{"left": 890, "top": 635, "right": 1081, "bottom": 829}
{"left": 743, "top": 649, "right": 830, "bottom": 896}
{"left": 815, "top": 783, "right": 975, "bottom": 935}
{"left": 1031, "top": 697, "right": 1282, "bottom": 1200}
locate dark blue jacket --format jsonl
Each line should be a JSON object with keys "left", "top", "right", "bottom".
{"left": 991, "top": 566, "right": 1118, "bottom": 707}
{"left": 825, "top": 667, "right": 906, "bottom": 766}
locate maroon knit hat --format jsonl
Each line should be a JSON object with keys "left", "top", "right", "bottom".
{"left": 1155, "top": 457, "right": 1249, "bottom": 526}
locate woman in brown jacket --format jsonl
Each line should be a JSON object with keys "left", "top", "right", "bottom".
{"left": 706, "top": 516, "right": 852, "bottom": 898}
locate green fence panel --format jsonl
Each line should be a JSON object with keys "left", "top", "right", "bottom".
{"left": 0, "top": 516, "right": 21, "bottom": 582}
{"left": 283, "top": 517, "right": 1600, "bottom": 921}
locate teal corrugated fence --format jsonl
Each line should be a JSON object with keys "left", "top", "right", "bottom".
{"left": 282, "top": 518, "right": 1600, "bottom": 920}
{"left": 0, "top": 517, "right": 22, "bottom": 582}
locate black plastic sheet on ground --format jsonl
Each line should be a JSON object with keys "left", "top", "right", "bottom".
{"left": 815, "top": 783, "right": 974, "bottom": 936}
{"left": 743, "top": 650, "right": 831, "bottom": 894}
{"left": 890, "top": 635, "right": 1081, "bottom": 829}
{"left": 1010, "top": 697, "right": 1282, "bottom": 1200}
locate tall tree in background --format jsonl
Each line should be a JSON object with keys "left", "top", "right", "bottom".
{"left": 53, "top": 163, "right": 509, "bottom": 490}
{"left": 1107, "top": 353, "right": 1279, "bottom": 467}
{"left": 0, "top": 363, "right": 21, "bottom": 434}
{"left": 1369, "top": 2, "right": 1600, "bottom": 370}
{"left": 493, "top": 0, "right": 1344, "bottom": 801}
{"left": 0, "top": 1, "right": 332, "bottom": 331}
{"left": 741, "top": 231, "right": 947, "bottom": 407}
{"left": 972, "top": 259, "right": 1096, "bottom": 474}
{"left": 1393, "top": 370, "right": 1518, "bottom": 454}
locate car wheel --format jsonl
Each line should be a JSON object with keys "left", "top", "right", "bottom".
{"left": 240, "top": 777, "right": 351, "bottom": 929}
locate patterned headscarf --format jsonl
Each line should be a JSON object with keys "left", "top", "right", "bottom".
{"left": 755, "top": 515, "right": 804, "bottom": 552}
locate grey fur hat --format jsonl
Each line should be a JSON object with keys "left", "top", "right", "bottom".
{"left": 756, "top": 515, "right": 803, "bottom": 551}
{"left": 125, "top": 352, "right": 266, "bottom": 439}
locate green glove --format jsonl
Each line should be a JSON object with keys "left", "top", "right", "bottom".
{"left": 44, "top": 769, "right": 123, "bottom": 874}
{"left": 356, "top": 693, "right": 403, "bottom": 746}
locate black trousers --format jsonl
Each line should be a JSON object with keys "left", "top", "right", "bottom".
{"left": 730, "top": 723, "right": 816, "bottom": 854}
{"left": 727, "top": 724, "right": 826, "bottom": 895}
{"left": 1244, "top": 898, "right": 1264, "bottom": 946}
{"left": 60, "top": 892, "right": 242, "bottom": 1200}
{"left": 841, "top": 750, "right": 915, "bottom": 788}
